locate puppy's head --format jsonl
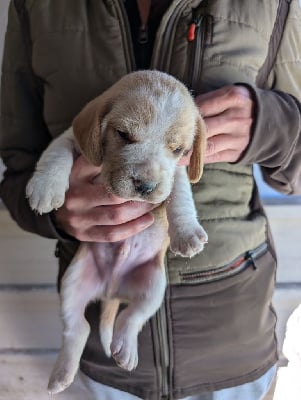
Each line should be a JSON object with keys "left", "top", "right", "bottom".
{"left": 73, "top": 71, "right": 206, "bottom": 203}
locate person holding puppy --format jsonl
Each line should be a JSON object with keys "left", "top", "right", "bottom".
{"left": 1, "top": 1, "right": 301, "bottom": 399}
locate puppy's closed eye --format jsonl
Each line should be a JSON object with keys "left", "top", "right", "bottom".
{"left": 116, "top": 130, "right": 135, "bottom": 144}
{"left": 172, "top": 146, "right": 183, "bottom": 156}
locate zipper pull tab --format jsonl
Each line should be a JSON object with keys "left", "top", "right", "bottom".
{"left": 138, "top": 25, "right": 149, "bottom": 44}
{"left": 247, "top": 251, "right": 258, "bottom": 270}
{"left": 187, "top": 23, "right": 197, "bottom": 42}
{"left": 247, "top": 243, "right": 268, "bottom": 271}
{"left": 187, "top": 10, "right": 204, "bottom": 42}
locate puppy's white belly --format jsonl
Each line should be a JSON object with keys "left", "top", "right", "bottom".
{"left": 88, "top": 225, "right": 166, "bottom": 299}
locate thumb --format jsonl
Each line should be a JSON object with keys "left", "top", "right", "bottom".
{"left": 71, "top": 155, "right": 102, "bottom": 182}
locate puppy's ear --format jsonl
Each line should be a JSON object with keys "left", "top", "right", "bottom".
{"left": 188, "top": 115, "right": 207, "bottom": 183}
{"left": 72, "top": 94, "right": 110, "bottom": 166}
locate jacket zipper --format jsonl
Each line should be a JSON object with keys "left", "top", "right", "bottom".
{"left": 101, "top": 2, "right": 174, "bottom": 398}
{"left": 151, "top": 3, "right": 202, "bottom": 398}
{"left": 156, "top": 299, "right": 170, "bottom": 399}
{"left": 113, "top": 0, "right": 136, "bottom": 72}
{"left": 151, "top": 4, "right": 188, "bottom": 396}
{"left": 113, "top": 2, "right": 208, "bottom": 398}
{"left": 187, "top": 8, "right": 206, "bottom": 93}
{"left": 150, "top": 0, "right": 194, "bottom": 71}
{"left": 138, "top": 26, "right": 149, "bottom": 44}
{"left": 180, "top": 242, "right": 268, "bottom": 283}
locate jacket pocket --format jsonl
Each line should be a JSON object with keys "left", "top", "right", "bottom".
{"left": 169, "top": 244, "right": 278, "bottom": 395}
{"left": 179, "top": 242, "right": 268, "bottom": 284}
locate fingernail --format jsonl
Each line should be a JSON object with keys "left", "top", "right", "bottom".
{"left": 140, "top": 213, "right": 154, "bottom": 228}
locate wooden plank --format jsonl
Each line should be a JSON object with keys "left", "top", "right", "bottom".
{"left": 0, "top": 207, "right": 33, "bottom": 238}
{"left": 0, "top": 354, "right": 88, "bottom": 400}
{"left": 0, "top": 284, "right": 298, "bottom": 369}
{"left": 0, "top": 208, "right": 57, "bottom": 285}
{"left": 1, "top": 202, "right": 301, "bottom": 286}
{"left": 265, "top": 205, "right": 301, "bottom": 283}
{"left": 0, "top": 291, "right": 61, "bottom": 350}
{"left": 0, "top": 237, "right": 57, "bottom": 285}
{"left": 1, "top": 204, "right": 301, "bottom": 285}
{"left": 0, "top": 353, "right": 279, "bottom": 399}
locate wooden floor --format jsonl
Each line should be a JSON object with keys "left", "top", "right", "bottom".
{"left": 1, "top": 204, "right": 301, "bottom": 399}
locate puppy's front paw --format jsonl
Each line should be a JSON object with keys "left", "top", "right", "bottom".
{"left": 170, "top": 223, "right": 208, "bottom": 258}
{"left": 26, "top": 172, "right": 68, "bottom": 214}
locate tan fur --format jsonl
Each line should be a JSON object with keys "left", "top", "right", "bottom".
{"left": 188, "top": 115, "right": 207, "bottom": 183}
{"left": 72, "top": 98, "right": 104, "bottom": 165}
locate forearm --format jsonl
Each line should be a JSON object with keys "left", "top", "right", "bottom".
{"left": 0, "top": 2, "right": 60, "bottom": 238}
{"left": 239, "top": 86, "right": 301, "bottom": 195}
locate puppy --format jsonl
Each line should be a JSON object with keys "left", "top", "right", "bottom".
{"left": 26, "top": 70, "right": 208, "bottom": 394}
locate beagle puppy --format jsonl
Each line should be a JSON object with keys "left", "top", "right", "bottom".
{"left": 26, "top": 70, "right": 208, "bottom": 394}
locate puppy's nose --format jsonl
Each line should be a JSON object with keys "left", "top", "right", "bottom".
{"left": 133, "top": 179, "right": 157, "bottom": 195}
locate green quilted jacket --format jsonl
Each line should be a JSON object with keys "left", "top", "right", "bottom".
{"left": 1, "top": 1, "right": 301, "bottom": 399}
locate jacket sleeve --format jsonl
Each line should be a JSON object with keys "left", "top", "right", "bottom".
{"left": 239, "top": 5, "right": 301, "bottom": 196}
{"left": 0, "top": 2, "right": 63, "bottom": 239}
{"left": 239, "top": 86, "right": 301, "bottom": 195}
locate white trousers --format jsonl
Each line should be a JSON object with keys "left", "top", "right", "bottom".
{"left": 73, "top": 364, "right": 277, "bottom": 400}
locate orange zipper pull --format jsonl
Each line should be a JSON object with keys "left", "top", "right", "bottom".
{"left": 187, "top": 23, "right": 197, "bottom": 42}
{"left": 187, "top": 9, "right": 204, "bottom": 42}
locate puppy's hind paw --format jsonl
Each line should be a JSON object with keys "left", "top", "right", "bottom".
{"left": 111, "top": 334, "right": 138, "bottom": 371}
{"left": 100, "top": 327, "right": 113, "bottom": 358}
{"left": 47, "top": 367, "right": 74, "bottom": 395}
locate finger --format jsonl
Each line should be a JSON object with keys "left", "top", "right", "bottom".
{"left": 84, "top": 213, "right": 155, "bottom": 242}
{"left": 64, "top": 182, "right": 128, "bottom": 210}
{"left": 84, "top": 201, "right": 157, "bottom": 226}
{"left": 196, "top": 87, "right": 236, "bottom": 117}
{"left": 196, "top": 86, "right": 252, "bottom": 118}
{"left": 55, "top": 200, "right": 156, "bottom": 234}
{"left": 204, "top": 149, "right": 241, "bottom": 164}
{"left": 205, "top": 115, "right": 252, "bottom": 138}
{"left": 206, "top": 134, "right": 249, "bottom": 157}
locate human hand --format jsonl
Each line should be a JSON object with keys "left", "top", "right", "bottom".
{"left": 177, "top": 148, "right": 193, "bottom": 166}
{"left": 53, "top": 156, "right": 155, "bottom": 242}
{"left": 196, "top": 85, "right": 254, "bottom": 163}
